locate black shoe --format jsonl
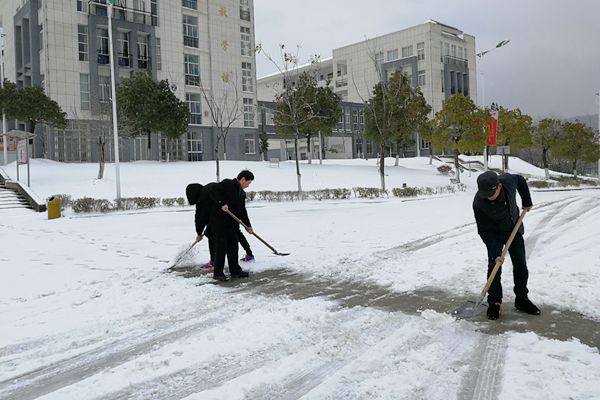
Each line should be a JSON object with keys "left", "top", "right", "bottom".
{"left": 487, "top": 303, "right": 501, "bottom": 320}
{"left": 230, "top": 270, "right": 249, "bottom": 278}
{"left": 212, "top": 274, "right": 229, "bottom": 282}
{"left": 515, "top": 297, "right": 541, "bottom": 315}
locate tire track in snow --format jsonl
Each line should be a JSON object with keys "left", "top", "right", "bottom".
{"left": 459, "top": 335, "right": 507, "bottom": 400}
{"left": 0, "top": 312, "right": 231, "bottom": 400}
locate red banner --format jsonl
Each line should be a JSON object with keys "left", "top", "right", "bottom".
{"left": 486, "top": 110, "right": 498, "bottom": 146}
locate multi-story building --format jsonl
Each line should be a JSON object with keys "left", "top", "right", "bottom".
{"left": 0, "top": 0, "right": 260, "bottom": 162}
{"left": 257, "top": 20, "right": 477, "bottom": 160}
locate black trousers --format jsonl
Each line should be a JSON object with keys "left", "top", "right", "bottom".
{"left": 238, "top": 230, "right": 252, "bottom": 256}
{"left": 213, "top": 229, "right": 243, "bottom": 276}
{"left": 204, "top": 228, "right": 215, "bottom": 262}
{"left": 485, "top": 233, "right": 529, "bottom": 305}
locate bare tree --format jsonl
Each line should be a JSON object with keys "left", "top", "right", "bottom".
{"left": 197, "top": 71, "right": 244, "bottom": 182}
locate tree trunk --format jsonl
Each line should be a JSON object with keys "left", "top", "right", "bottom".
{"left": 573, "top": 160, "right": 578, "bottom": 179}
{"left": 454, "top": 150, "right": 461, "bottom": 184}
{"left": 97, "top": 137, "right": 105, "bottom": 180}
{"left": 215, "top": 142, "right": 221, "bottom": 182}
{"left": 542, "top": 148, "right": 549, "bottom": 179}
{"left": 505, "top": 154, "right": 510, "bottom": 171}
{"left": 294, "top": 137, "right": 302, "bottom": 192}
{"left": 379, "top": 144, "right": 386, "bottom": 190}
{"left": 307, "top": 135, "right": 312, "bottom": 164}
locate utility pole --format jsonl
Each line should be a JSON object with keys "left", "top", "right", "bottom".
{"left": 107, "top": 1, "right": 122, "bottom": 200}
{"left": 476, "top": 40, "right": 510, "bottom": 171}
{"left": 1, "top": 28, "right": 8, "bottom": 166}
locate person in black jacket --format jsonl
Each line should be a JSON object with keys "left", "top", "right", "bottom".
{"left": 198, "top": 170, "right": 254, "bottom": 281}
{"left": 473, "top": 170, "right": 541, "bottom": 320}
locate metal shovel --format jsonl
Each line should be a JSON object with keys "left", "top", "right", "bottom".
{"left": 224, "top": 209, "right": 290, "bottom": 256}
{"left": 453, "top": 208, "right": 529, "bottom": 318}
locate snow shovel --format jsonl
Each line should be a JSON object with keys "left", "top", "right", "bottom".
{"left": 453, "top": 208, "right": 529, "bottom": 318}
{"left": 224, "top": 209, "right": 290, "bottom": 256}
{"left": 166, "top": 239, "right": 200, "bottom": 272}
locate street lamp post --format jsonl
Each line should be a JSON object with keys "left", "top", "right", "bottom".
{"left": 476, "top": 40, "right": 510, "bottom": 171}
{"left": 107, "top": 1, "right": 122, "bottom": 200}
{"left": 596, "top": 91, "right": 600, "bottom": 178}
{"left": 1, "top": 28, "right": 8, "bottom": 166}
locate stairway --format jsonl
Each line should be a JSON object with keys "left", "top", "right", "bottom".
{"left": 0, "top": 181, "right": 33, "bottom": 210}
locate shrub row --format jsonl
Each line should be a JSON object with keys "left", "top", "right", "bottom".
{"left": 529, "top": 177, "right": 598, "bottom": 189}
{"left": 62, "top": 185, "right": 467, "bottom": 213}
{"left": 69, "top": 196, "right": 186, "bottom": 213}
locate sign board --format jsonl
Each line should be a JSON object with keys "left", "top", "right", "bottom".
{"left": 496, "top": 145, "right": 511, "bottom": 155}
{"left": 17, "top": 140, "right": 28, "bottom": 165}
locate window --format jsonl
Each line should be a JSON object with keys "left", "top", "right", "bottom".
{"left": 374, "top": 51, "right": 383, "bottom": 66}
{"left": 240, "top": 26, "right": 251, "bottom": 56}
{"left": 186, "top": 93, "right": 202, "bottom": 124}
{"left": 358, "top": 109, "right": 364, "bottom": 131}
{"left": 76, "top": 0, "right": 87, "bottom": 12}
{"left": 417, "top": 42, "right": 425, "bottom": 61}
{"left": 458, "top": 46, "right": 463, "bottom": 60}
{"left": 352, "top": 108, "right": 359, "bottom": 131}
{"left": 344, "top": 109, "right": 350, "bottom": 131}
{"left": 182, "top": 0, "right": 197, "bottom": 10}
{"left": 80, "top": 74, "right": 90, "bottom": 110}
{"left": 99, "top": 75, "right": 111, "bottom": 104}
{"left": 183, "top": 15, "right": 199, "bottom": 48}
{"left": 401, "top": 45, "right": 413, "bottom": 58}
{"left": 336, "top": 113, "right": 344, "bottom": 131}
{"left": 184, "top": 54, "right": 200, "bottom": 86}
{"left": 243, "top": 98, "right": 254, "bottom": 127}
{"left": 355, "top": 138, "right": 363, "bottom": 155}
{"left": 118, "top": 31, "right": 130, "bottom": 67}
{"left": 418, "top": 70, "right": 426, "bottom": 86}
{"left": 156, "top": 38, "right": 161, "bottom": 70}
{"left": 444, "top": 42, "right": 450, "bottom": 57}
{"left": 137, "top": 34, "right": 149, "bottom": 68}
{"left": 421, "top": 138, "right": 431, "bottom": 149}
{"left": 366, "top": 140, "right": 373, "bottom": 154}
{"left": 187, "top": 131, "right": 203, "bottom": 161}
{"left": 97, "top": 28, "right": 109, "bottom": 64}
{"left": 386, "top": 49, "right": 398, "bottom": 61}
{"left": 151, "top": 0, "right": 159, "bottom": 26}
{"left": 240, "top": 0, "right": 251, "bottom": 21}
{"left": 451, "top": 44, "right": 456, "bottom": 58}
{"left": 241, "top": 62, "right": 253, "bottom": 92}
{"left": 78, "top": 25, "right": 88, "bottom": 61}
{"left": 244, "top": 137, "right": 256, "bottom": 154}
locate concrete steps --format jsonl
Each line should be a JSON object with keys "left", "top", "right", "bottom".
{"left": 0, "top": 182, "right": 33, "bottom": 210}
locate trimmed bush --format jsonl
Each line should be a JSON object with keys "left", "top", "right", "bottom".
{"left": 353, "top": 187, "right": 389, "bottom": 199}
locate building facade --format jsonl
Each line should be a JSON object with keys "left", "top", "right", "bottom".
{"left": 0, "top": 0, "right": 260, "bottom": 162}
{"left": 257, "top": 20, "right": 477, "bottom": 160}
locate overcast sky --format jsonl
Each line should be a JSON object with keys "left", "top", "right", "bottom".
{"left": 254, "top": 0, "right": 600, "bottom": 120}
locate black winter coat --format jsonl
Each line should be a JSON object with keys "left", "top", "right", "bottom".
{"left": 194, "top": 182, "right": 218, "bottom": 236}
{"left": 208, "top": 178, "right": 251, "bottom": 233}
{"left": 473, "top": 173, "right": 532, "bottom": 243}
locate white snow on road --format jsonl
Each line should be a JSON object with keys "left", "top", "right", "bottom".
{"left": 1, "top": 156, "right": 598, "bottom": 399}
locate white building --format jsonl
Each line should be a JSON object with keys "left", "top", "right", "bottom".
{"left": 0, "top": 0, "right": 260, "bottom": 162}
{"left": 257, "top": 20, "right": 477, "bottom": 160}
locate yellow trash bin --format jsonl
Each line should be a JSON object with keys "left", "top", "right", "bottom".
{"left": 47, "top": 196, "right": 61, "bottom": 220}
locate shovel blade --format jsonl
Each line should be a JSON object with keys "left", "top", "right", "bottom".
{"left": 275, "top": 252, "right": 290, "bottom": 256}
{"left": 452, "top": 300, "right": 487, "bottom": 319}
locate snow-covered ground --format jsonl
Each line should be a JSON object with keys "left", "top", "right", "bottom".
{"left": 1, "top": 156, "right": 599, "bottom": 399}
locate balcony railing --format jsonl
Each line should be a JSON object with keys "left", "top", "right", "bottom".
{"left": 89, "top": 1, "right": 155, "bottom": 27}
{"left": 443, "top": 55, "right": 468, "bottom": 68}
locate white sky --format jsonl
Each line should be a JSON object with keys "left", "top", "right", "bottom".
{"left": 254, "top": 0, "right": 600, "bottom": 120}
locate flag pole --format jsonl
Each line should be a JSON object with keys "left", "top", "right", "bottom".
{"left": 107, "top": 1, "right": 121, "bottom": 201}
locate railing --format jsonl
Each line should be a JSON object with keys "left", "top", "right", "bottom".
{"left": 443, "top": 55, "right": 468, "bottom": 68}
{"left": 335, "top": 77, "right": 348, "bottom": 88}
{"left": 88, "top": 1, "right": 155, "bottom": 27}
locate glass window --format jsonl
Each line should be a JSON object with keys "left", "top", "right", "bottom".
{"left": 401, "top": 45, "right": 413, "bottom": 58}
{"left": 186, "top": 93, "right": 202, "bottom": 124}
{"left": 417, "top": 42, "right": 425, "bottom": 61}
{"left": 184, "top": 54, "right": 200, "bottom": 86}
{"left": 451, "top": 44, "right": 456, "bottom": 58}
{"left": 243, "top": 97, "right": 254, "bottom": 127}
{"left": 242, "top": 62, "right": 253, "bottom": 92}
{"left": 374, "top": 51, "right": 383, "bottom": 66}
{"left": 244, "top": 137, "right": 256, "bottom": 154}
{"left": 240, "top": 26, "right": 251, "bottom": 56}
{"left": 418, "top": 70, "right": 426, "bottom": 86}
{"left": 366, "top": 141, "right": 373, "bottom": 154}
{"left": 156, "top": 38, "right": 161, "bottom": 70}
{"left": 183, "top": 14, "right": 199, "bottom": 48}
{"left": 137, "top": 34, "right": 149, "bottom": 68}
{"left": 240, "top": 0, "right": 251, "bottom": 21}
{"left": 182, "top": 0, "right": 197, "bottom": 10}
{"left": 97, "top": 28, "right": 109, "bottom": 64}
{"left": 76, "top": 0, "right": 87, "bottom": 12}
{"left": 80, "top": 73, "right": 90, "bottom": 110}
{"left": 78, "top": 25, "right": 88, "bottom": 61}
{"left": 99, "top": 75, "right": 111, "bottom": 104}
{"left": 187, "top": 131, "right": 203, "bottom": 161}
{"left": 421, "top": 138, "right": 431, "bottom": 149}
{"left": 117, "top": 31, "right": 130, "bottom": 67}
{"left": 386, "top": 49, "right": 398, "bottom": 61}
